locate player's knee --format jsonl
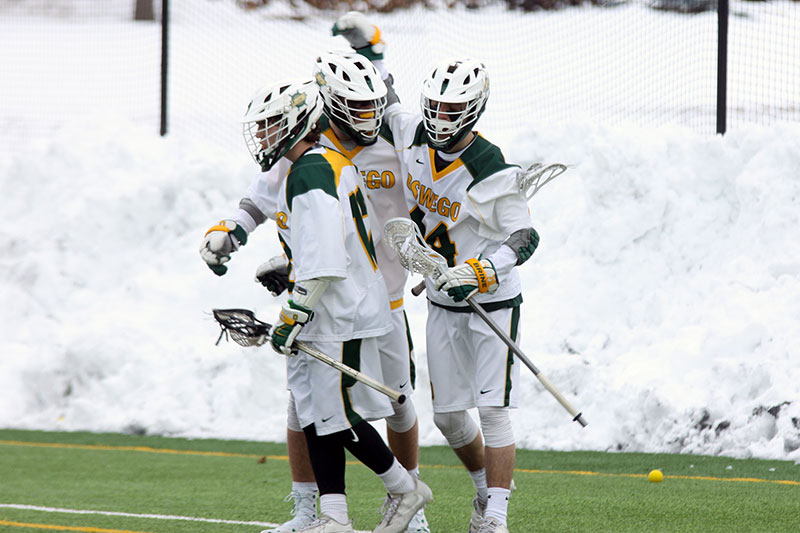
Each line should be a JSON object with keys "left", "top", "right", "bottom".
{"left": 386, "top": 397, "right": 417, "bottom": 433}
{"left": 286, "top": 393, "right": 302, "bottom": 432}
{"left": 433, "top": 410, "right": 480, "bottom": 449}
{"left": 478, "top": 406, "right": 515, "bottom": 448}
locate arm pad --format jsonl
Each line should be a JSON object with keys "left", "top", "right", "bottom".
{"left": 292, "top": 278, "right": 331, "bottom": 309}
{"left": 504, "top": 228, "right": 540, "bottom": 265}
{"left": 233, "top": 197, "right": 268, "bottom": 233}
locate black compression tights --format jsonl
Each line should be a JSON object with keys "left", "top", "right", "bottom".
{"left": 303, "top": 420, "right": 395, "bottom": 495}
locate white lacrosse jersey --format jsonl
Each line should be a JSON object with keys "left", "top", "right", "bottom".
{"left": 237, "top": 158, "right": 291, "bottom": 225}
{"left": 236, "top": 115, "right": 410, "bottom": 302}
{"left": 385, "top": 105, "right": 532, "bottom": 309}
{"left": 317, "top": 115, "right": 409, "bottom": 302}
{"left": 275, "top": 146, "right": 392, "bottom": 342}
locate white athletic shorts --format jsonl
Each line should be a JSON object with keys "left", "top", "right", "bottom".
{"left": 376, "top": 305, "right": 416, "bottom": 398}
{"left": 286, "top": 336, "right": 393, "bottom": 436}
{"left": 426, "top": 301, "right": 521, "bottom": 413}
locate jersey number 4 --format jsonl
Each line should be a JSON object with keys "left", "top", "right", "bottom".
{"left": 410, "top": 206, "right": 457, "bottom": 267}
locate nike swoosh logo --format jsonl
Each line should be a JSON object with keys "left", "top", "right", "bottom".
{"left": 480, "top": 389, "right": 493, "bottom": 395}
{"left": 350, "top": 429, "right": 359, "bottom": 443}
{"left": 399, "top": 381, "right": 408, "bottom": 389}
{"left": 321, "top": 416, "right": 334, "bottom": 423}
{"left": 415, "top": 158, "right": 424, "bottom": 164}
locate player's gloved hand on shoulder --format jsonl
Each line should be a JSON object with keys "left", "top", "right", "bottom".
{"left": 270, "top": 300, "right": 313, "bottom": 356}
{"left": 199, "top": 220, "right": 248, "bottom": 276}
{"left": 434, "top": 258, "right": 498, "bottom": 303}
{"left": 255, "top": 255, "right": 290, "bottom": 296}
{"left": 332, "top": 11, "right": 385, "bottom": 60}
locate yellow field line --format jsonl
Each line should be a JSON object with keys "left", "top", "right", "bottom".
{"left": 0, "top": 440, "right": 283, "bottom": 461}
{"left": 511, "top": 467, "right": 800, "bottom": 486}
{"left": 2, "top": 439, "right": 798, "bottom": 487}
{"left": 0, "top": 519, "right": 150, "bottom": 533}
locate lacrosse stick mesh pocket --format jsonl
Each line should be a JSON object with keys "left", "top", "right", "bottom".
{"left": 384, "top": 218, "right": 448, "bottom": 277}
{"left": 212, "top": 308, "right": 271, "bottom": 347}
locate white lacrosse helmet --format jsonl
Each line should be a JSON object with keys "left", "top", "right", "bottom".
{"left": 242, "top": 79, "right": 324, "bottom": 171}
{"left": 313, "top": 51, "right": 388, "bottom": 146}
{"left": 420, "top": 58, "right": 490, "bottom": 151}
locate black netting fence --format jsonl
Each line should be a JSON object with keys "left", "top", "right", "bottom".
{"left": 2, "top": 0, "right": 798, "bottom": 152}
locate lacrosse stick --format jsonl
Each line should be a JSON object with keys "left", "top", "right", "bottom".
{"left": 517, "top": 163, "right": 567, "bottom": 200}
{"left": 212, "top": 308, "right": 406, "bottom": 404}
{"left": 408, "top": 163, "right": 567, "bottom": 297}
{"left": 384, "top": 219, "right": 586, "bottom": 426}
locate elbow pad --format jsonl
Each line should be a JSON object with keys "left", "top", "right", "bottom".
{"left": 238, "top": 197, "right": 268, "bottom": 228}
{"left": 504, "top": 228, "right": 540, "bottom": 265}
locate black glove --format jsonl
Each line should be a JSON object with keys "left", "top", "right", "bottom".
{"left": 255, "top": 255, "right": 290, "bottom": 296}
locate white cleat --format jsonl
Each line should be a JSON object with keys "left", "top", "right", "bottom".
{"left": 373, "top": 478, "right": 434, "bottom": 533}
{"left": 467, "top": 496, "right": 486, "bottom": 533}
{"left": 261, "top": 491, "right": 318, "bottom": 533}
{"left": 405, "top": 507, "right": 431, "bottom": 533}
{"left": 297, "top": 514, "right": 354, "bottom": 533}
{"left": 477, "top": 516, "right": 509, "bottom": 533}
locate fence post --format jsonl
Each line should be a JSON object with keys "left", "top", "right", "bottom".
{"left": 716, "top": 0, "right": 728, "bottom": 135}
{"left": 160, "top": 0, "right": 169, "bottom": 136}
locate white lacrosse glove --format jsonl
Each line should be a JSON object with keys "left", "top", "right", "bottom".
{"left": 199, "top": 220, "right": 248, "bottom": 276}
{"left": 270, "top": 300, "right": 313, "bottom": 356}
{"left": 332, "top": 11, "right": 385, "bottom": 60}
{"left": 255, "top": 254, "right": 290, "bottom": 296}
{"left": 270, "top": 278, "right": 330, "bottom": 356}
{"left": 434, "top": 258, "right": 498, "bottom": 303}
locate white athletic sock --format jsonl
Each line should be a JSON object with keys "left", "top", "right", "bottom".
{"left": 469, "top": 468, "right": 488, "bottom": 504}
{"left": 484, "top": 487, "right": 511, "bottom": 524}
{"left": 378, "top": 458, "right": 416, "bottom": 493}
{"left": 407, "top": 466, "right": 421, "bottom": 480}
{"left": 292, "top": 481, "right": 319, "bottom": 494}
{"left": 319, "top": 493, "right": 349, "bottom": 524}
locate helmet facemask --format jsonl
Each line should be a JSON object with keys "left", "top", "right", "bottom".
{"left": 420, "top": 59, "right": 490, "bottom": 151}
{"left": 241, "top": 80, "right": 323, "bottom": 171}
{"left": 313, "top": 51, "right": 388, "bottom": 146}
{"left": 243, "top": 110, "right": 309, "bottom": 172}
{"left": 421, "top": 95, "right": 486, "bottom": 151}
{"left": 326, "top": 92, "right": 387, "bottom": 146}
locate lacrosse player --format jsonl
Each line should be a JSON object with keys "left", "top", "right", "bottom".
{"left": 201, "top": 78, "right": 432, "bottom": 533}
{"left": 334, "top": 13, "right": 540, "bottom": 533}
{"left": 199, "top": 52, "right": 429, "bottom": 533}
{"left": 310, "top": 52, "right": 431, "bottom": 533}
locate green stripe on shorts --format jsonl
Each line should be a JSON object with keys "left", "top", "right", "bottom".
{"left": 504, "top": 305, "right": 521, "bottom": 406}
{"left": 341, "top": 339, "right": 365, "bottom": 427}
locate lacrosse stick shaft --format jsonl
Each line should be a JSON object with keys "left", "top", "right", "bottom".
{"left": 385, "top": 218, "right": 584, "bottom": 424}
{"left": 411, "top": 280, "right": 426, "bottom": 296}
{"left": 466, "top": 298, "right": 587, "bottom": 427}
{"left": 296, "top": 342, "right": 406, "bottom": 404}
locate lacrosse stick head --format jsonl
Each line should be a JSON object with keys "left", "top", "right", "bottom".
{"left": 384, "top": 217, "right": 448, "bottom": 278}
{"left": 517, "top": 163, "right": 567, "bottom": 200}
{"left": 212, "top": 308, "right": 271, "bottom": 347}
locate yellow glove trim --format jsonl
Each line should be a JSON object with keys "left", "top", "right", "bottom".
{"left": 205, "top": 221, "right": 231, "bottom": 236}
{"left": 466, "top": 258, "right": 490, "bottom": 293}
{"left": 279, "top": 309, "right": 297, "bottom": 326}
{"left": 370, "top": 25, "right": 382, "bottom": 45}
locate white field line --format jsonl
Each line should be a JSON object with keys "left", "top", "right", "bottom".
{"left": 0, "top": 504, "right": 374, "bottom": 533}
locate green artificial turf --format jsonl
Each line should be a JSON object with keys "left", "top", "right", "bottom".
{"left": 1, "top": 429, "right": 798, "bottom": 532}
